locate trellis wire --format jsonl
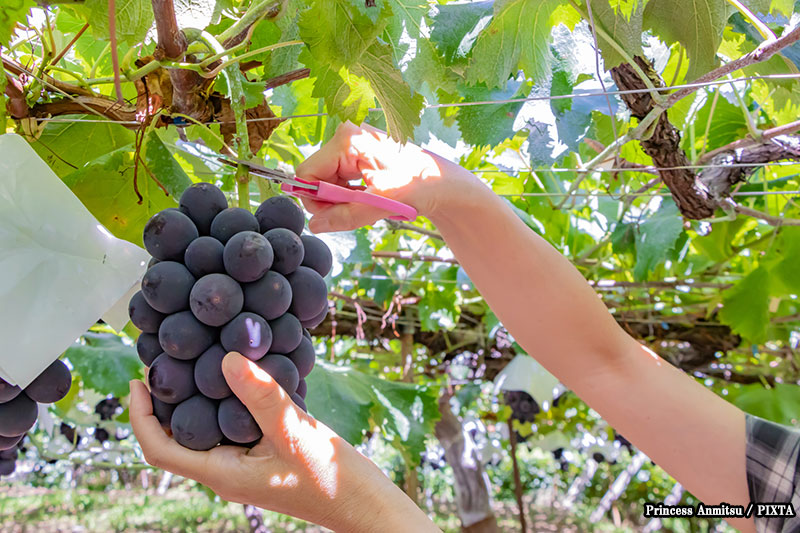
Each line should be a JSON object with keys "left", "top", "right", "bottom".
{"left": 498, "top": 190, "right": 800, "bottom": 198}
{"left": 344, "top": 273, "right": 744, "bottom": 288}
{"left": 189, "top": 163, "right": 800, "bottom": 180}
{"left": 22, "top": 72, "right": 800, "bottom": 127}
{"left": 469, "top": 161, "right": 800, "bottom": 173}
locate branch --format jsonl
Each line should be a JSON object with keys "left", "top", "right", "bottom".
{"left": 698, "top": 119, "right": 800, "bottom": 163}
{"left": 727, "top": 200, "right": 800, "bottom": 226}
{"left": 151, "top": 0, "right": 187, "bottom": 59}
{"left": 108, "top": 0, "right": 123, "bottom": 102}
{"left": 50, "top": 22, "right": 89, "bottom": 66}
{"left": 588, "top": 280, "right": 732, "bottom": 290}
{"left": 385, "top": 219, "right": 444, "bottom": 241}
{"left": 611, "top": 57, "right": 716, "bottom": 219}
{"left": 218, "top": 0, "right": 283, "bottom": 44}
{"left": 29, "top": 96, "right": 137, "bottom": 124}
{"left": 3, "top": 55, "right": 96, "bottom": 97}
{"left": 695, "top": 367, "right": 777, "bottom": 386}
{"left": 666, "top": 24, "right": 800, "bottom": 107}
{"left": 4, "top": 74, "right": 28, "bottom": 118}
{"left": 583, "top": 138, "right": 660, "bottom": 175}
{"left": 264, "top": 68, "right": 311, "bottom": 90}
{"left": 151, "top": 0, "right": 211, "bottom": 121}
{"left": 372, "top": 251, "right": 459, "bottom": 264}
{"left": 699, "top": 135, "right": 800, "bottom": 198}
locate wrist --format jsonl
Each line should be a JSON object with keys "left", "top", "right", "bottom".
{"left": 423, "top": 160, "right": 493, "bottom": 223}
{"left": 326, "top": 445, "right": 438, "bottom": 532}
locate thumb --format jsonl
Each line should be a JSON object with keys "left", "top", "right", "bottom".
{"left": 222, "top": 352, "right": 289, "bottom": 430}
{"left": 308, "top": 200, "right": 394, "bottom": 233}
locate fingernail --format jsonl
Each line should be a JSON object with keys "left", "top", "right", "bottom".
{"left": 222, "top": 352, "right": 247, "bottom": 379}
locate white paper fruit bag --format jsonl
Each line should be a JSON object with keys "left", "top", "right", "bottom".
{"left": 0, "top": 133, "right": 149, "bottom": 387}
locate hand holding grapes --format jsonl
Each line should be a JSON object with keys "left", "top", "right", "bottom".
{"left": 130, "top": 352, "right": 435, "bottom": 532}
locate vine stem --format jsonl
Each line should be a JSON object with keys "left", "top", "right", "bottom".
{"left": 107, "top": 0, "right": 124, "bottom": 103}
{"left": 218, "top": 0, "right": 283, "bottom": 44}
{"left": 197, "top": 31, "right": 252, "bottom": 208}
{"left": 50, "top": 22, "right": 89, "bottom": 66}
{"left": 666, "top": 24, "right": 800, "bottom": 106}
{"left": 197, "top": 40, "right": 304, "bottom": 79}
{"left": 170, "top": 112, "right": 236, "bottom": 153}
{"left": 0, "top": 61, "right": 7, "bottom": 126}
{"left": 727, "top": 75, "right": 760, "bottom": 139}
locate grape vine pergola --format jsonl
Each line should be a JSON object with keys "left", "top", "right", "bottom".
{"left": 2, "top": 0, "right": 800, "bottom": 531}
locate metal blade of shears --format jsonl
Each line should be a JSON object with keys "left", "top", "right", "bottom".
{"left": 174, "top": 140, "right": 314, "bottom": 190}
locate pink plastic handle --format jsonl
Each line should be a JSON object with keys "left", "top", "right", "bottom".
{"left": 281, "top": 178, "right": 418, "bottom": 222}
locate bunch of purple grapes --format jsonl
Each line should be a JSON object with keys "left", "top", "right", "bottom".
{"left": 0, "top": 438, "right": 24, "bottom": 477}
{"left": 0, "top": 359, "right": 72, "bottom": 475}
{"left": 129, "top": 183, "right": 332, "bottom": 451}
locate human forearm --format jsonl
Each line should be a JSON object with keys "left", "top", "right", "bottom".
{"left": 426, "top": 168, "right": 752, "bottom": 527}
{"left": 427, "top": 167, "right": 631, "bottom": 380}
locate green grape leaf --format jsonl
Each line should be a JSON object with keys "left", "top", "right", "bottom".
{"left": 29, "top": 118, "right": 135, "bottom": 178}
{"left": 260, "top": 0, "right": 305, "bottom": 78}
{"left": 79, "top": 0, "right": 154, "bottom": 45}
{"left": 0, "top": 0, "right": 34, "bottom": 47}
{"left": 305, "top": 362, "right": 374, "bottom": 444}
{"left": 587, "top": 0, "right": 645, "bottom": 68}
{"left": 687, "top": 96, "right": 749, "bottom": 152}
{"left": 466, "top": 0, "right": 561, "bottom": 89}
{"left": 418, "top": 286, "right": 459, "bottom": 331}
{"left": 633, "top": 200, "right": 684, "bottom": 280}
{"left": 350, "top": 42, "right": 424, "bottom": 142}
{"left": 403, "top": 37, "right": 456, "bottom": 95}
{"left": 767, "top": 0, "right": 794, "bottom": 15}
{"left": 731, "top": 383, "right": 800, "bottom": 426}
{"left": 65, "top": 332, "right": 143, "bottom": 398}
{"left": 771, "top": 227, "right": 800, "bottom": 294}
{"left": 429, "top": 0, "right": 493, "bottom": 63}
{"left": 298, "top": 0, "right": 390, "bottom": 66}
{"left": 306, "top": 360, "right": 439, "bottom": 463}
{"left": 643, "top": 0, "right": 729, "bottom": 80}
{"left": 61, "top": 146, "right": 176, "bottom": 246}
{"left": 311, "top": 63, "right": 376, "bottom": 127}
{"left": 214, "top": 71, "right": 266, "bottom": 109}
{"left": 611, "top": 222, "right": 637, "bottom": 254}
{"left": 358, "top": 264, "right": 398, "bottom": 305}
{"left": 719, "top": 266, "right": 771, "bottom": 343}
{"left": 527, "top": 120, "right": 557, "bottom": 168}
{"left": 456, "top": 82, "right": 525, "bottom": 147}
{"left": 142, "top": 131, "right": 193, "bottom": 199}
{"left": 384, "top": 0, "right": 429, "bottom": 40}
{"left": 55, "top": 10, "right": 108, "bottom": 65}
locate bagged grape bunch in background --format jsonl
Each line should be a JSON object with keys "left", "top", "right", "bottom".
{"left": 129, "top": 182, "right": 332, "bottom": 451}
{"left": 0, "top": 357, "right": 72, "bottom": 475}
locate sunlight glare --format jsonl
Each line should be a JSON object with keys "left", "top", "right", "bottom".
{"left": 283, "top": 406, "right": 338, "bottom": 498}
{"left": 269, "top": 473, "right": 299, "bottom": 488}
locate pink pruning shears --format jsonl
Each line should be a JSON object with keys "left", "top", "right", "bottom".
{"left": 174, "top": 140, "right": 417, "bottom": 221}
